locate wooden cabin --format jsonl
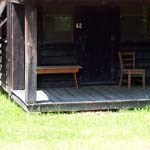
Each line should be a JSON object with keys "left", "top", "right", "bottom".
{"left": 0, "top": 0, "right": 150, "bottom": 112}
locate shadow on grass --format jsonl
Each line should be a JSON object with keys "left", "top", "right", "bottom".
{"left": 0, "top": 87, "right": 9, "bottom": 98}
{"left": 0, "top": 87, "right": 27, "bottom": 113}
{"left": 41, "top": 106, "right": 150, "bottom": 115}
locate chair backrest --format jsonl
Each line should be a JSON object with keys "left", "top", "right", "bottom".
{"left": 118, "top": 52, "right": 135, "bottom": 70}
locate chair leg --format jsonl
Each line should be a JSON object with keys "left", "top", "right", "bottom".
{"left": 128, "top": 73, "right": 131, "bottom": 89}
{"left": 119, "top": 73, "right": 123, "bottom": 87}
{"left": 142, "top": 73, "right": 145, "bottom": 89}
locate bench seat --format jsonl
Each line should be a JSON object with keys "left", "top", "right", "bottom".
{"left": 37, "top": 65, "right": 82, "bottom": 88}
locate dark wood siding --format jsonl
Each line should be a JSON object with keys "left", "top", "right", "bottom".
{"left": 12, "top": 4, "right": 25, "bottom": 90}
{"left": 74, "top": 6, "right": 120, "bottom": 84}
{"left": 0, "top": 38, "right": 7, "bottom": 89}
{"left": 117, "top": 42, "right": 150, "bottom": 84}
{"left": 37, "top": 5, "right": 150, "bottom": 88}
{"left": 38, "top": 43, "right": 78, "bottom": 66}
{"left": 37, "top": 43, "right": 78, "bottom": 88}
{"left": 37, "top": 7, "right": 77, "bottom": 66}
{"left": 0, "top": 5, "right": 7, "bottom": 89}
{"left": 37, "top": 7, "right": 79, "bottom": 88}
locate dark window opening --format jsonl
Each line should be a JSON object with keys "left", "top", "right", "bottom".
{"left": 43, "top": 9, "right": 73, "bottom": 43}
{"left": 120, "top": 6, "right": 149, "bottom": 42}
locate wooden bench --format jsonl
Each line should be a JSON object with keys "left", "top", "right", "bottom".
{"left": 37, "top": 65, "right": 82, "bottom": 88}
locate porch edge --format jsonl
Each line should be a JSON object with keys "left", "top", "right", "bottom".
{"left": 10, "top": 91, "right": 150, "bottom": 112}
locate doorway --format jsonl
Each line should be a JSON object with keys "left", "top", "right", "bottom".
{"left": 76, "top": 6, "right": 119, "bottom": 84}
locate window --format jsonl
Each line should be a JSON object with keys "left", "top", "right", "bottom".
{"left": 43, "top": 9, "right": 73, "bottom": 43}
{"left": 120, "top": 6, "right": 148, "bottom": 42}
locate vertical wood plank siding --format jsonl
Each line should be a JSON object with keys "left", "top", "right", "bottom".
{"left": 12, "top": 4, "right": 25, "bottom": 90}
{"left": 0, "top": 37, "right": 7, "bottom": 89}
{"left": 37, "top": 43, "right": 78, "bottom": 88}
{"left": 0, "top": 2, "right": 7, "bottom": 89}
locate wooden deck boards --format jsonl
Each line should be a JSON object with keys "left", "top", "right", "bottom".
{"left": 12, "top": 85, "right": 150, "bottom": 103}
{"left": 11, "top": 85, "right": 150, "bottom": 112}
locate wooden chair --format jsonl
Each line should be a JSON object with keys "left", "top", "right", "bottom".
{"left": 118, "top": 52, "right": 145, "bottom": 89}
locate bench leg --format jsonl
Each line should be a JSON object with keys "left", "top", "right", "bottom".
{"left": 73, "top": 73, "right": 78, "bottom": 88}
{"left": 119, "top": 72, "right": 123, "bottom": 87}
{"left": 128, "top": 73, "right": 131, "bottom": 89}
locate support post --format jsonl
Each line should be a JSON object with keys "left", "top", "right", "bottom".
{"left": 7, "top": 0, "right": 13, "bottom": 94}
{"left": 25, "top": 3, "right": 37, "bottom": 104}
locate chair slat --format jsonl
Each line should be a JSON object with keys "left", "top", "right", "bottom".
{"left": 118, "top": 51, "right": 145, "bottom": 89}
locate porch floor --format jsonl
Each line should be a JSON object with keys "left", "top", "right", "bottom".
{"left": 11, "top": 85, "right": 150, "bottom": 112}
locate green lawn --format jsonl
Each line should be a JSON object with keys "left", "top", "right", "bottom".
{"left": 0, "top": 90, "right": 150, "bottom": 150}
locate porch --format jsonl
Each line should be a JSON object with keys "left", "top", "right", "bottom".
{"left": 11, "top": 85, "right": 150, "bottom": 112}
{"left": 1, "top": 0, "right": 150, "bottom": 112}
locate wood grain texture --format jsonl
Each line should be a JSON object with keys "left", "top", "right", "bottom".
{"left": 118, "top": 52, "right": 146, "bottom": 89}
{"left": 37, "top": 65, "right": 81, "bottom": 74}
{"left": 25, "top": 4, "right": 37, "bottom": 104}
{"left": 37, "top": 65, "right": 82, "bottom": 88}
{"left": 12, "top": 3, "right": 25, "bottom": 90}
{"left": 11, "top": 85, "right": 150, "bottom": 112}
{"left": 38, "top": 43, "right": 78, "bottom": 66}
{"left": 6, "top": 0, "right": 12, "bottom": 93}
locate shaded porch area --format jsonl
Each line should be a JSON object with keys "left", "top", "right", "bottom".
{"left": 2, "top": 0, "right": 150, "bottom": 113}
{"left": 11, "top": 85, "right": 150, "bottom": 112}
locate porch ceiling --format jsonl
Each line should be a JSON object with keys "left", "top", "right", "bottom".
{"left": 23, "top": 0, "right": 150, "bottom": 6}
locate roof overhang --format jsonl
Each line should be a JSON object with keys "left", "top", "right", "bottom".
{"left": 21, "top": 0, "right": 150, "bottom": 6}
{"left": 0, "top": 0, "right": 6, "bottom": 17}
{"left": 22, "top": 0, "right": 150, "bottom": 5}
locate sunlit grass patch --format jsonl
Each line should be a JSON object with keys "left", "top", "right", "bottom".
{"left": 0, "top": 89, "right": 150, "bottom": 150}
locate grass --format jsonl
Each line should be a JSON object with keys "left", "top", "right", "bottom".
{"left": 0, "top": 90, "right": 150, "bottom": 150}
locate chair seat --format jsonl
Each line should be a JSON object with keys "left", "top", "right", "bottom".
{"left": 122, "top": 69, "right": 145, "bottom": 75}
{"left": 118, "top": 52, "right": 146, "bottom": 89}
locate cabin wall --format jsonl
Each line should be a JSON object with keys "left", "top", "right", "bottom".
{"left": 117, "top": 42, "right": 150, "bottom": 81}
{"left": 37, "top": 5, "right": 120, "bottom": 88}
{"left": 38, "top": 43, "right": 78, "bottom": 66}
{"left": 0, "top": 25, "right": 7, "bottom": 89}
{"left": 74, "top": 6, "right": 120, "bottom": 84}
{"left": 0, "top": 2, "right": 7, "bottom": 89}
{"left": 11, "top": 3, "right": 25, "bottom": 90}
{"left": 3, "top": 1, "right": 25, "bottom": 92}
{"left": 37, "top": 7, "right": 79, "bottom": 88}
{"left": 37, "top": 7, "right": 77, "bottom": 66}
{"left": 116, "top": 5, "right": 150, "bottom": 83}
{"left": 29, "top": 3, "right": 150, "bottom": 88}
